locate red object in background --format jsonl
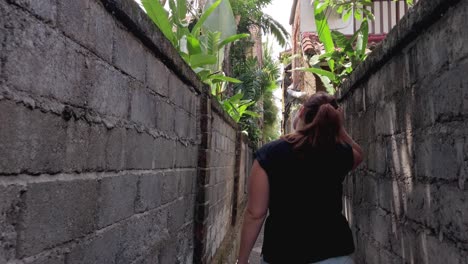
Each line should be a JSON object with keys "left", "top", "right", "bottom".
{"left": 368, "top": 34, "right": 387, "bottom": 43}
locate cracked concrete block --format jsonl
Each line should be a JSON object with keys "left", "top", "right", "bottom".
{"left": 17, "top": 178, "right": 99, "bottom": 257}
{"left": 97, "top": 174, "right": 138, "bottom": 228}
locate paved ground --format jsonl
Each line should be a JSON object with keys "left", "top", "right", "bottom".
{"left": 249, "top": 225, "right": 264, "bottom": 264}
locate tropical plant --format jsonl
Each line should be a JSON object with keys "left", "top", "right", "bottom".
{"left": 298, "top": 0, "right": 414, "bottom": 94}
{"left": 296, "top": 0, "right": 373, "bottom": 94}
{"left": 142, "top": 0, "right": 257, "bottom": 121}
{"left": 221, "top": 92, "right": 258, "bottom": 122}
{"left": 233, "top": 42, "right": 280, "bottom": 144}
{"left": 231, "top": 0, "right": 290, "bottom": 47}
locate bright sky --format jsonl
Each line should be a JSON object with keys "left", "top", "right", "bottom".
{"left": 262, "top": 0, "right": 292, "bottom": 127}
{"left": 262, "top": 0, "right": 293, "bottom": 59}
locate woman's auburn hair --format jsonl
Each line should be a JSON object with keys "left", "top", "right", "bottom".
{"left": 282, "top": 92, "right": 342, "bottom": 151}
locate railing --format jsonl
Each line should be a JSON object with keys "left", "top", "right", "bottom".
{"left": 355, "top": 0, "right": 419, "bottom": 35}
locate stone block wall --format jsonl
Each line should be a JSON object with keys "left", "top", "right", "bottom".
{"left": 0, "top": 0, "right": 253, "bottom": 263}
{"left": 337, "top": 0, "right": 468, "bottom": 263}
{"left": 205, "top": 107, "right": 237, "bottom": 259}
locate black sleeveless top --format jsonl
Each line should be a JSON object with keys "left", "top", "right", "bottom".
{"left": 255, "top": 139, "right": 355, "bottom": 264}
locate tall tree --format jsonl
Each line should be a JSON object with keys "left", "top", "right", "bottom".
{"left": 231, "top": 0, "right": 289, "bottom": 47}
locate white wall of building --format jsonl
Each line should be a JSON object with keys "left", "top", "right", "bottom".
{"left": 300, "top": 0, "right": 355, "bottom": 35}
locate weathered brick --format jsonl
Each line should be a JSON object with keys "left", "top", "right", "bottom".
{"left": 8, "top": 0, "right": 57, "bottom": 24}
{"left": 105, "top": 126, "right": 126, "bottom": 171}
{"left": 178, "top": 170, "right": 197, "bottom": 198}
{"left": 87, "top": 58, "right": 130, "bottom": 119}
{"left": 135, "top": 173, "right": 163, "bottom": 213}
{"left": 58, "top": 0, "right": 114, "bottom": 62}
{"left": 0, "top": 101, "right": 67, "bottom": 174}
{"left": 175, "top": 143, "right": 198, "bottom": 168}
{"left": 404, "top": 182, "right": 432, "bottom": 225}
{"left": 86, "top": 125, "right": 107, "bottom": 171}
{"left": 113, "top": 26, "right": 146, "bottom": 81}
{"left": 374, "top": 100, "right": 397, "bottom": 136}
{"left": 167, "top": 198, "right": 187, "bottom": 232}
{"left": 125, "top": 130, "right": 155, "bottom": 170}
{"left": 17, "top": 178, "right": 99, "bottom": 257}
{"left": 97, "top": 174, "right": 138, "bottom": 228}
{"left": 175, "top": 223, "right": 194, "bottom": 263}
{"left": 118, "top": 208, "right": 169, "bottom": 263}
{"left": 64, "top": 120, "right": 92, "bottom": 172}
{"left": 26, "top": 253, "right": 65, "bottom": 264}
{"left": 161, "top": 171, "right": 179, "bottom": 204}
{"left": 414, "top": 133, "right": 459, "bottom": 180}
{"left": 431, "top": 61, "right": 468, "bottom": 122}
{"left": 129, "top": 85, "right": 158, "bottom": 129}
{"left": 155, "top": 98, "right": 175, "bottom": 135}
{"left": 449, "top": 1, "right": 468, "bottom": 64}
{"left": 421, "top": 232, "right": 467, "bottom": 264}
{"left": 153, "top": 137, "right": 175, "bottom": 169}
{"left": 65, "top": 227, "right": 122, "bottom": 264}
{"left": 0, "top": 184, "right": 24, "bottom": 263}
{"left": 175, "top": 109, "right": 191, "bottom": 138}
{"left": 68, "top": 207, "right": 170, "bottom": 264}
{"left": 168, "top": 74, "right": 188, "bottom": 107}
{"left": 432, "top": 184, "right": 468, "bottom": 242}
{"left": 377, "top": 179, "right": 404, "bottom": 217}
{"left": 3, "top": 11, "right": 88, "bottom": 106}
{"left": 146, "top": 54, "right": 170, "bottom": 97}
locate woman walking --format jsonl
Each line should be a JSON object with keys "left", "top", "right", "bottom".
{"left": 237, "top": 92, "right": 363, "bottom": 264}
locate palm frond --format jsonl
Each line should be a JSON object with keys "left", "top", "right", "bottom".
{"left": 260, "top": 14, "right": 290, "bottom": 47}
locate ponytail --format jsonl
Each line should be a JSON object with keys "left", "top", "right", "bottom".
{"left": 283, "top": 97, "right": 342, "bottom": 151}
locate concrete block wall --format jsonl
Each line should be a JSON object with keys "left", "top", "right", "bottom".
{"left": 205, "top": 108, "right": 237, "bottom": 259}
{"left": 337, "top": 0, "right": 468, "bottom": 263}
{"left": 0, "top": 0, "right": 253, "bottom": 263}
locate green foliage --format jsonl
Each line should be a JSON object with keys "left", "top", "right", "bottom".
{"left": 297, "top": 0, "right": 374, "bottom": 94}
{"left": 221, "top": 92, "right": 259, "bottom": 122}
{"left": 233, "top": 42, "right": 280, "bottom": 144}
{"left": 231, "top": 0, "right": 290, "bottom": 47}
{"left": 143, "top": 0, "right": 256, "bottom": 122}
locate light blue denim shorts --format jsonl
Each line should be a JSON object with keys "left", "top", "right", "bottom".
{"left": 261, "top": 255, "right": 354, "bottom": 264}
